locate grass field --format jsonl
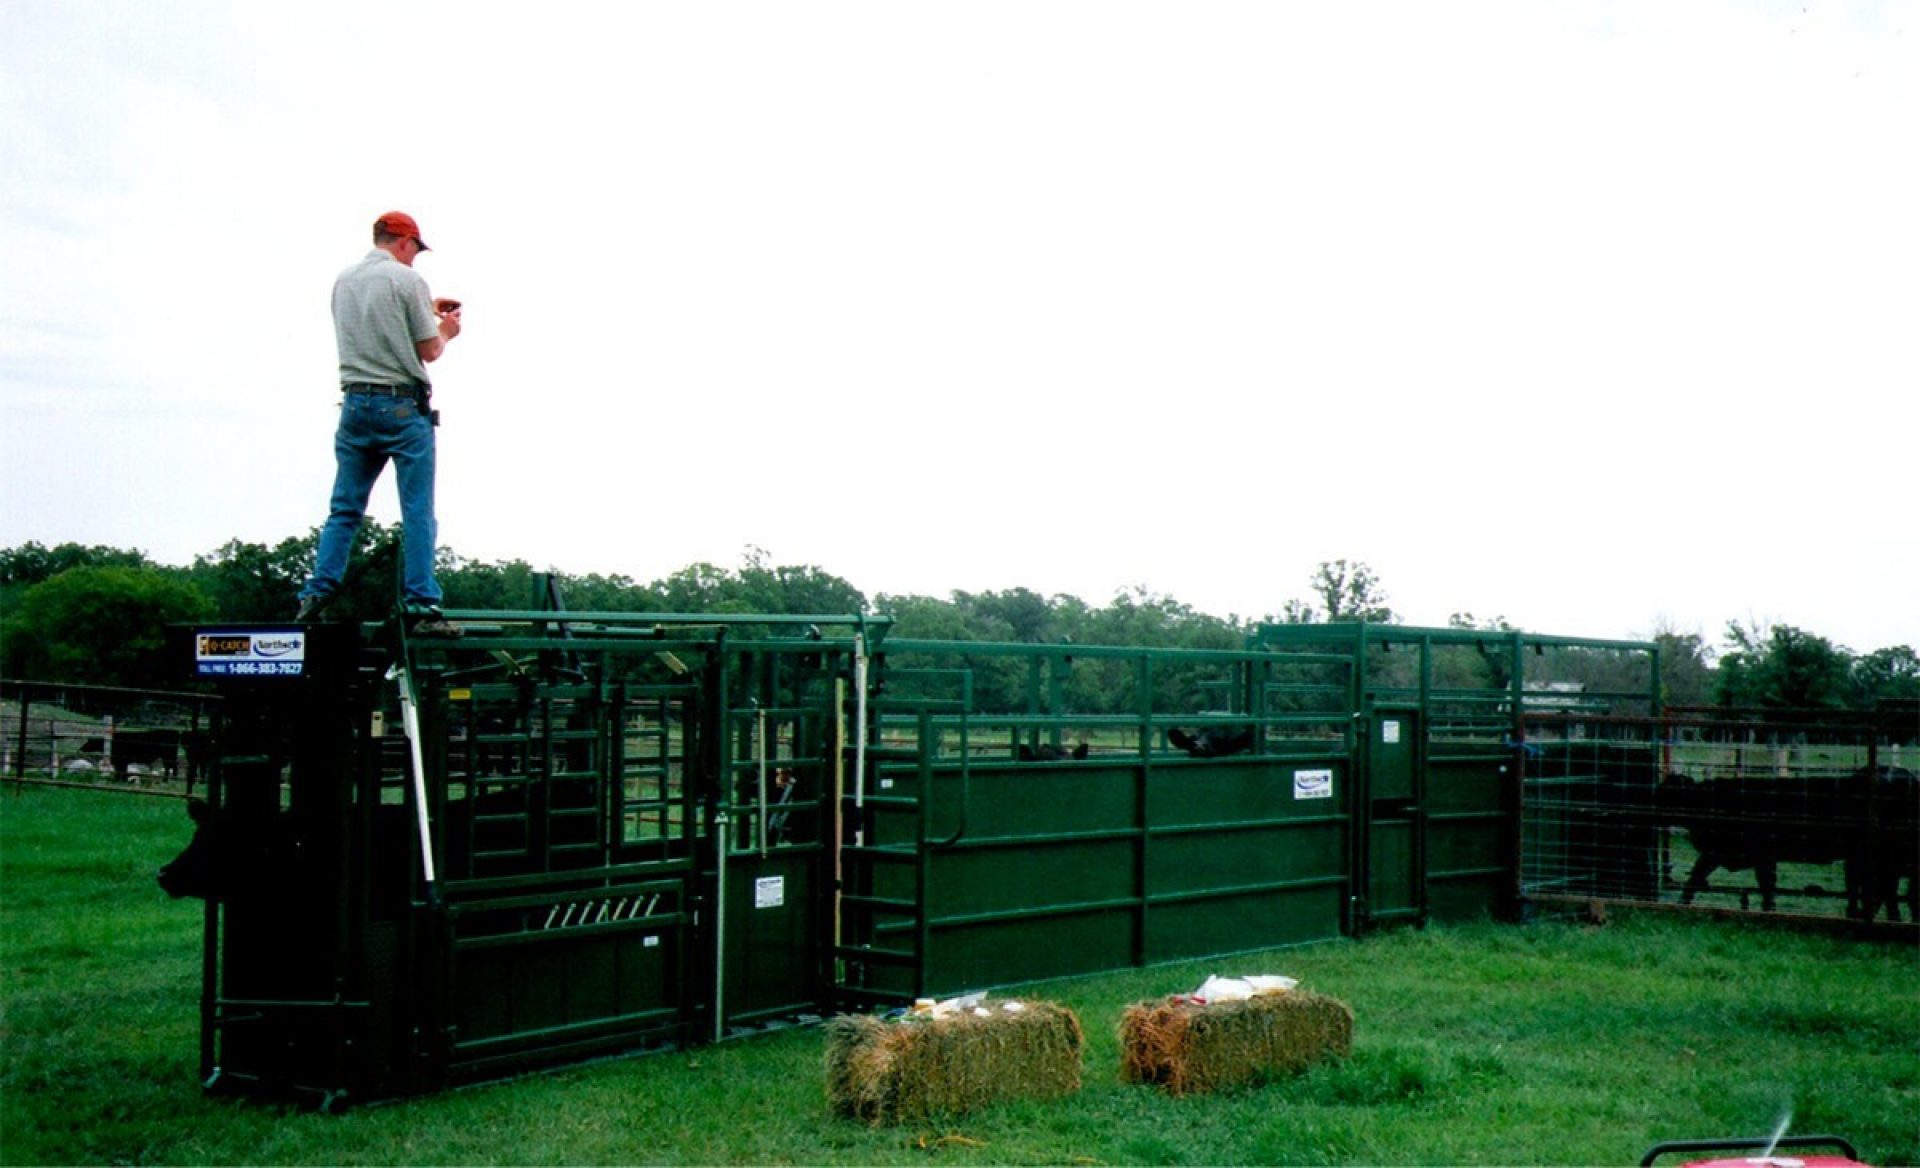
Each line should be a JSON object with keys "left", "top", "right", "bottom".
{"left": 3, "top": 786, "right": 1916, "bottom": 1166}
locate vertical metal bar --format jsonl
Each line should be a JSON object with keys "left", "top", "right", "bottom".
{"left": 831, "top": 675, "right": 846, "bottom": 986}
{"left": 707, "top": 638, "right": 731, "bottom": 1043}
{"left": 852, "top": 634, "right": 868, "bottom": 846}
{"left": 914, "top": 708, "right": 932, "bottom": 999}
{"left": 199, "top": 715, "right": 222, "bottom": 1085}
{"left": 393, "top": 666, "right": 439, "bottom": 905}
{"left": 713, "top": 807, "right": 728, "bottom": 1042}
{"left": 756, "top": 703, "right": 769, "bottom": 858}
{"left": 1649, "top": 640, "right": 1665, "bottom": 720}
{"left": 1134, "top": 651, "right": 1152, "bottom": 966}
{"left": 12, "top": 684, "right": 30, "bottom": 790}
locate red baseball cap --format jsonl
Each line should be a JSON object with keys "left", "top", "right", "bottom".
{"left": 374, "top": 211, "right": 429, "bottom": 250}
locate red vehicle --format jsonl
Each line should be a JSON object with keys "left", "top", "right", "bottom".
{"left": 1641, "top": 1135, "right": 1866, "bottom": 1168}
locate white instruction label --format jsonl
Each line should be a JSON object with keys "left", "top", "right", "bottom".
{"left": 1382, "top": 720, "right": 1401, "bottom": 745}
{"left": 1294, "top": 769, "right": 1334, "bottom": 800}
{"left": 643, "top": 934, "right": 661, "bottom": 948}
{"left": 754, "top": 876, "right": 785, "bottom": 909}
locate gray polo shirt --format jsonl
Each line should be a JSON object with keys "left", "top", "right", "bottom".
{"left": 333, "top": 249, "right": 440, "bottom": 388}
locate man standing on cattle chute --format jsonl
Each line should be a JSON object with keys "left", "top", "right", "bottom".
{"left": 296, "top": 210, "right": 463, "bottom": 636}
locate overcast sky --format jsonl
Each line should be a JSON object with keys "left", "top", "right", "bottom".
{"left": 3, "top": 1, "right": 1914, "bottom": 654}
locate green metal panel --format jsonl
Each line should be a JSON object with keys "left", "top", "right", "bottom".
{"left": 1146, "top": 820, "right": 1346, "bottom": 896}
{"left": 926, "top": 765, "right": 1138, "bottom": 840}
{"left": 930, "top": 908, "right": 1137, "bottom": 991}
{"left": 1367, "top": 820, "right": 1418, "bottom": 917}
{"left": 1368, "top": 710, "right": 1418, "bottom": 802}
{"left": 721, "top": 849, "right": 817, "bottom": 1024}
{"left": 1147, "top": 886, "right": 1346, "bottom": 963}
{"left": 866, "top": 746, "right": 1354, "bottom": 996}
{"left": 1364, "top": 706, "right": 1423, "bottom": 925}
{"left": 1424, "top": 747, "right": 1513, "bottom": 922}
{"left": 923, "top": 838, "right": 1136, "bottom": 919}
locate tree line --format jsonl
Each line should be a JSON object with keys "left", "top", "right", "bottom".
{"left": 1, "top": 535, "right": 1913, "bottom": 714}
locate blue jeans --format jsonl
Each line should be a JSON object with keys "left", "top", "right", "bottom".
{"left": 299, "top": 392, "right": 442, "bottom": 608}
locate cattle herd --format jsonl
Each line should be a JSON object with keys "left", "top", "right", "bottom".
{"left": 1652, "top": 764, "right": 1919, "bottom": 924}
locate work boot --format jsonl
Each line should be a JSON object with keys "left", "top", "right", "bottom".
{"left": 295, "top": 594, "right": 328, "bottom": 622}
{"left": 406, "top": 607, "right": 463, "bottom": 638}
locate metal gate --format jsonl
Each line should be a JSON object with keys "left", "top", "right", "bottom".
{"left": 1254, "top": 622, "right": 1664, "bottom": 929}
{"left": 832, "top": 639, "right": 1358, "bottom": 1002}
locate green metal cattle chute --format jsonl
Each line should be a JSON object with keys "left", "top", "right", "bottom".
{"left": 172, "top": 606, "right": 1658, "bottom": 1107}
{"left": 176, "top": 608, "right": 885, "bottom": 1107}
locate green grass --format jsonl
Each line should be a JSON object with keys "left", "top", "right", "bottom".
{"left": 4, "top": 787, "right": 1917, "bottom": 1166}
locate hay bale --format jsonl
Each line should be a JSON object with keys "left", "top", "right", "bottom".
{"left": 1119, "top": 989, "right": 1353, "bottom": 1096}
{"left": 825, "top": 1001, "right": 1085, "bottom": 1124}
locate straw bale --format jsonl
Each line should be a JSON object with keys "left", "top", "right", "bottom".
{"left": 1119, "top": 989, "right": 1353, "bottom": 1096}
{"left": 825, "top": 1001, "right": 1084, "bottom": 1124}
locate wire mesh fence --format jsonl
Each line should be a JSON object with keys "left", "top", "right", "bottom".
{"left": 1520, "top": 707, "right": 1919, "bottom": 924}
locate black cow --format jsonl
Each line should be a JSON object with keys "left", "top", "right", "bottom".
{"left": 1016, "top": 742, "right": 1089, "bottom": 762}
{"left": 1846, "top": 765, "right": 1919, "bottom": 923}
{"left": 157, "top": 799, "right": 286, "bottom": 900}
{"left": 1654, "top": 766, "right": 1919, "bottom": 920}
{"left": 111, "top": 728, "right": 184, "bottom": 781}
{"left": 1168, "top": 727, "right": 1255, "bottom": 759}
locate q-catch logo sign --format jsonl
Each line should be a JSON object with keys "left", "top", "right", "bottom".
{"left": 196, "top": 630, "right": 307, "bottom": 677}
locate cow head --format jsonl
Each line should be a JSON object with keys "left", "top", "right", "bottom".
{"left": 157, "top": 799, "right": 280, "bottom": 900}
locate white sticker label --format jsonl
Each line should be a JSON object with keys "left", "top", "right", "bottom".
{"left": 1382, "top": 720, "right": 1401, "bottom": 745}
{"left": 754, "top": 876, "right": 785, "bottom": 909}
{"left": 1294, "top": 768, "right": 1334, "bottom": 800}
{"left": 643, "top": 934, "right": 661, "bottom": 948}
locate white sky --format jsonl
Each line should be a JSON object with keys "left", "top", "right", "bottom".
{"left": 2, "top": 1, "right": 1914, "bottom": 654}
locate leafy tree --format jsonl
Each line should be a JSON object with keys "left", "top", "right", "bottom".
{"left": 560, "top": 571, "right": 661, "bottom": 612}
{"left": 946, "top": 587, "right": 1053, "bottom": 644}
{"left": 1651, "top": 627, "right": 1715, "bottom": 707}
{"left": 1850, "top": 645, "right": 1920, "bottom": 708}
{"left": 440, "top": 556, "right": 544, "bottom": 610}
{"left": 1715, "top": 621, "right": 1852, "bottom": 709}
{"left": 1280, "top": 559, "right": 1395, "bottom": 624}
{"left": 188, "top": 535, "right": 316, "bottom": 621}
{"left": 735, "top": 548, "right": 866, "bottom": 615}
{"left": 1, "top": 566, "right": 211, "bottom": 687}
{"left": 877, "top": 593, "right": 973, "bottom": 641}
{"left": 185, "top": 522, "right": 400, "bottom": 624}
{"left": 0, "top": 541, "right": 154, "bottom": 588}
{"left": 653, "top": 562, "right": 739, "bottom": 612}
{"left": 2, "top": 542, "right": 161, "bottom": 625}
{"left": 1428, "top": 614, "right": 1517, "bottom": 691}
{"left": 641, "top": 549, "right": 866, "bottom": 616}
{"left": 1447, "top": 612, "right": 1511, "bottom": 632}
